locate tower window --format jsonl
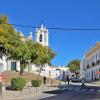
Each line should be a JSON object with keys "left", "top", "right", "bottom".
{"left": 39, "top": 34, "right": 42, "bottom": 42}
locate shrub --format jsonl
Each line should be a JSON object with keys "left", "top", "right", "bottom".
{"left": 31, "top": 80, "right": 42, "bottom": 87}
{"left": 11, "top": 77, "right": 27, "bottom": 91}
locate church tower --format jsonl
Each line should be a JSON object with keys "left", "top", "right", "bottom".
{"left": 35, "top": 24, "right": 49, "bottom": 46}
{"left": 28, "top": 32, "right": 33, "bottom": 40}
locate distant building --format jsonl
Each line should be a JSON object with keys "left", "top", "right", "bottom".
{"left": 35, "top": 65, "right": 71, "bottom": 79}
{"left": 80, "top": 42, "right": 100, "bottom": 81}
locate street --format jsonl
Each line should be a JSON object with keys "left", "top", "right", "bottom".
{"left": 10, "top": 84, "right": 100, "bottom": 100}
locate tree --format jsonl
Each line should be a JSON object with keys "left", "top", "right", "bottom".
{"left": 0, "top": 15, "right": 56, "bottom": 76}
{"left": 0, "top": 15, "right": 31, "bottom": 74}
{"left": 10, "top": 42, "right": 31, "bottom": 74}
{"left": 0, "top": 15, "right": 22, "bottom": 57}
{"left": 67, "top": 59, "right": 81, "bottom": 78}
{"left": 25, "top": 41, "right": 56, "bottom": 77}
{"left": 30, "top": 43, "right": 56, "bottom": 79}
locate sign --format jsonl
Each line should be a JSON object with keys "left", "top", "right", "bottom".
{"left": 96, "top": 72, "right": 100, "bottom": 74}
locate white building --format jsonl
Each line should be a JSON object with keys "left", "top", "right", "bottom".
{"left": 0, "top": 24, "right": 49, "bottom": 73}
{"left": 30, "top": 24, "right": 49, "bottom": 72}
{"left": 34, "top": 65, "right": 70, "bottom": 79}
{"left": 35, "top": 24, "right": 49, "bottom": 47}
{"left": 80, "top": 42, "right": 100, "bottom": 82}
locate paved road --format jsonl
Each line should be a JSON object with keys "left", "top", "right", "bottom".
{"left": 9, "top": 84, "right": 100, "bottom": 100}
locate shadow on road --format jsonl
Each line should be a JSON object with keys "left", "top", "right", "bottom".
{"left": 37, "top": 84, "right": 100, "bottom": 100}
{"left": 43, "top": 89, "right": 66, "bottom": 94}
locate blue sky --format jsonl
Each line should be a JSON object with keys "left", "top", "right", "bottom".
{"left": 0, "top": 0, "right": 100, "bottom": 66}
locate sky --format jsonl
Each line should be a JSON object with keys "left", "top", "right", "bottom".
{"left": 0, "top": 0, "right": 100, "bottom": 66}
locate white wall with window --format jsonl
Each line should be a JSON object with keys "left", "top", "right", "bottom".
{"left": 80, "top": 42, "right": 100, "bottom": 82}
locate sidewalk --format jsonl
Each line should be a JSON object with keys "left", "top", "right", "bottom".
{"left": 1, "top": 81, "right": 100, "bottom": 100}
{"left": 89, "top": 81, "right": 100, "bottom": 86}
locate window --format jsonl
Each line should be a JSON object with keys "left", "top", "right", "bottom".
{"left": 87, "top": 64, "right": 89, "bottom": 69}
{"left": 39, "top": 34, "right": 42, "bottom": 42}
{"left": 11, "top": 62, "right": 16, "bottom": 71}
{"left": 92, "top": 62, "right": 95, "bottom": 66}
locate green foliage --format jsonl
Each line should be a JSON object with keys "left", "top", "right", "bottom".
{"left": 31, "top": 80, "right": 42, "bottom": 87}
{"left": 0, "top": 15, "right": 56, "bottom": 75}
{"left": 31, "top": 43, "right": 56, "bottom": 79}
{"left": 0, "top": 15, "right": 8, "bottom": 24}
{"left": 32, "top": 43, "right": 56, "bottom": 66}
{"left": 68, "top": 59, "right": 81, "bottom": 72}
{"left": 0, "top": 15, "right": 31, "bottom": 74}
{"left": 11, "top": 77, "right": 27, "bottom": 91}
{"left": 0, "top": 15, "right": 23, "bottom": 57}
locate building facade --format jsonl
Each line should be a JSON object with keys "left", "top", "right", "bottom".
{"left": 80, "top": 42, "right": 100, "bottom": 82}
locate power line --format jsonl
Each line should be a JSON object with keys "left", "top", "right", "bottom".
{"left": 8, "top": 23, "right": 100, "bottom": 31}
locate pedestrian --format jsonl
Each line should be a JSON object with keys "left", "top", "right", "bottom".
{"left": 64, "top": 76, "right": 67, "bottom": 84}
{"left": 81, "top": 77, "right": 85, "bottom": 87}
{"left": 67, "top": 76, "right": 70, "bottom": 85}
{"left": 43, "top": 76, "right": 46, "bottom": 84}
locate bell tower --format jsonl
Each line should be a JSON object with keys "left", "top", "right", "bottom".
{"left": 35, "top": 24, "right": 49, "bottom": 46}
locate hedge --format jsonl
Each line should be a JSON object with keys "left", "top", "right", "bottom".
{"left": 31, "top": 80, "right": 42, "bottom": 87}
{"left": 11, "top": 77, "right": 27, "bottom": 91}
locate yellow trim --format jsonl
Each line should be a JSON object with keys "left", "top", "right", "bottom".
{"left": 86, "top": 42, "right": 100, "bottom": 58}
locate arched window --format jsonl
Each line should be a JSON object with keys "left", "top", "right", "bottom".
{"left": 39, "top": 34, "right": 42, "bottom": 42}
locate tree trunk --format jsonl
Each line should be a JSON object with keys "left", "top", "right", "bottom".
{"left": 37, "top": 65, "right": 43, "bottom": 80}
{"left": 75, "top": 73, "right": 78, "bottom": 78}
{"left": 20, "top": 69, "right": 23, "bottom": 75}
{"left": 19, "top": 61, "right": 24, "bottom": 76}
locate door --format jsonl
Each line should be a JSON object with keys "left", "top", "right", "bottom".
{"left": 11, "top": 62, "right": 16, "bottom": 71}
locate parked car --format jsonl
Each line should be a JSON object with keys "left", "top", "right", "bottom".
{"left": 70, "top": 77, "right": 82, "bottom": 82}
